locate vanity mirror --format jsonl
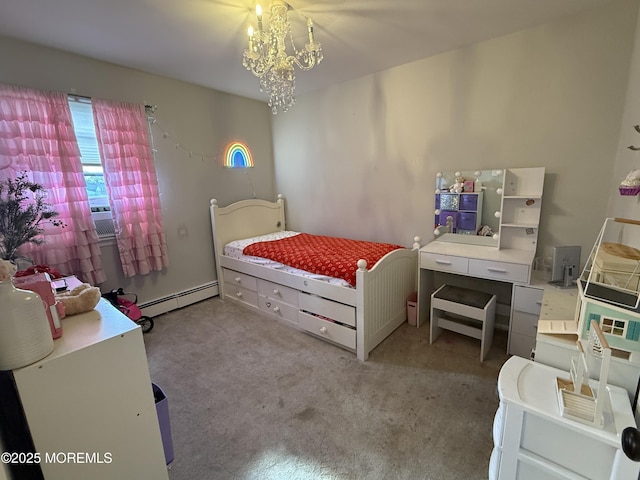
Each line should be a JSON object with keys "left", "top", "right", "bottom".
{"left": 434, "top": 169, "right": 504, "bottom": 247}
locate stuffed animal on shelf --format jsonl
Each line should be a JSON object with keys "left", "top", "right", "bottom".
{"left": 55, "top": 283, "right": 101, "bottom": 316}
{"left": 449, "top": 176, "right": 465, "bottom": 193}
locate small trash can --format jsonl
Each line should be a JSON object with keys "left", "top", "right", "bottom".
{"left": 153, "top": 383, "right": 174, "bottom": 465}
{"left": 407, "top": 291, "right": 417, "bottom": 326}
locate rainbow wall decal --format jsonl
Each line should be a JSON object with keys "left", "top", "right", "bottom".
{"left": 224, "top": 142, "right": 254, "bottom": 168}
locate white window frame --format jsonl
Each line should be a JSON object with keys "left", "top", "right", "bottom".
{"left": 68, "top": 95, "right": 115, "bottom": 239}
{"left": 600, "top": 316, "right": 628, "bottom": 338}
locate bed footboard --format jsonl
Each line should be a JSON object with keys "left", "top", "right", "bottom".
{"left": 356, "top": 238, "right": 420, "bottom": 361}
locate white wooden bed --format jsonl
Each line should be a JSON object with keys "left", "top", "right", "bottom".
{"left": 209, "top": 195, "right": 420, "bottom": 361}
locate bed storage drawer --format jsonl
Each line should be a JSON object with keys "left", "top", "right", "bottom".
{"left": 298, "top": 293, "right": 355, "bottom": 327}
{"left": 225, "top": 284, "right": 258, "bottom": 308}
{"left": 258, "top": 295, "right": 298, "bottom": 326}
{"left": 223, "top": 268, "right": 257, "bottom": 292}
{"left": 298, "top": 311, "right": 356, "bottom": 349}
{"left": 258, "top": 280, "right": 298, "bottom": 307}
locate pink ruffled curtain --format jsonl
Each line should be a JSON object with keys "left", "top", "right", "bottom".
{"left": 0, "top": 84, "right": 106, "bottom": 285}
{"left": 92, "top": 99, "right": 169, "bottom": 277}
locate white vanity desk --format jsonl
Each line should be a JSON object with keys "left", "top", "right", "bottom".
{"left": 418, "top": 240, "right": 535, "bottom": 285}
{"left": 417, "top": 240, "right": 538, "bottom": 354}
{"left": 419, "top": 166, "right": 546, "bottom": 356}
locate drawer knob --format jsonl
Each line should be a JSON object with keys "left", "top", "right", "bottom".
{"left": 236, "top": 291, "right": 243, "bottom": 298}
{"left": 273, "top": 306, "right": 280, "bottom": 313}
{"left": 235, "top": 277, "right": 241, "bottom": 283}
{"left": 319, "top": 326, "right": 328, "bottom": 334}
{"left": 273, "top": 288, "right": 280, "bottom": 295}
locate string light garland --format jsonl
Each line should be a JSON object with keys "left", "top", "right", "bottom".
{"left": 145, "top": 105, "right": 219, "bottom": 164}
{"left": 144, "top": 105, "right": 257, "bottom": 197}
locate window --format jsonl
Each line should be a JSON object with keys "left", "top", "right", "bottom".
{"left": 68, "top": 96, "right": 115, "bottom": 238}
{"left": 600, "top": 317, "right": 627, "bottom": 337}
{"left": 0, "top": 83, "right": 168, "bottom": 279}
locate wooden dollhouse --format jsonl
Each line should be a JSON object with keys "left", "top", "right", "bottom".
{"left": 578, "top": 218, "right": 640, "bottom": 360}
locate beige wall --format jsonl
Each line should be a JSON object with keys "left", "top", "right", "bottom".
{"left": 0, "top": 35, "right": 275, "bottom": 303}
{"left": 273, "top": 0, "right": 638, "bottom": 267}
{"left": 608, "top": 1, "right": 640, "bottom": 221}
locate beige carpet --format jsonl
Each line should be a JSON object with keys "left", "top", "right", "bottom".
{"left": 143, "top": 297, "right": 510, "bottom": 480}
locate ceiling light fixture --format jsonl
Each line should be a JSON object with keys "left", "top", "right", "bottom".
{"left": 243, "top": 1, "right": 323, "bottom": 114}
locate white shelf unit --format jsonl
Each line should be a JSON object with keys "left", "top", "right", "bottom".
{"left": 498, "top": 167, "right": 545, "bottom": 251}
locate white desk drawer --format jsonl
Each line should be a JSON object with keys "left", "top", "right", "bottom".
{"left": 513, "top": 285, "right": 543, "bottom": 316}
{"left": 469, "top": 259, "right": 528, "bottom": 283}
{"left": 508, "top": 332, "right": 535, "bottom": 358}
{"left": 420, "top": 252, "right": 468, "bottom": 274}
{"left": 511, "top": 311, "right": 539, "bottom": 336}
{"left": 223, "top": 268, "right": 257, "bottom": 292}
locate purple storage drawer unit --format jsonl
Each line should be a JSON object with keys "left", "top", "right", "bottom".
{"left": 458, "top": 212, "right": 477, "bottom": 231}
{"left": 459, "top": 193, "right": 479, "bottom": 211}
{"left": 439, "top": 193, "right": 459, "bottom": 211}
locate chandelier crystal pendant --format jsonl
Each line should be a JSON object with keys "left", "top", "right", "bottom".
{"left": 242, "top": 1, "right": 323, "bottom": 114}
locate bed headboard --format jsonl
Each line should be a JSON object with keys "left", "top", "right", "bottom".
{"left": 210, "top": 194, "right": 286, "bottom": 259}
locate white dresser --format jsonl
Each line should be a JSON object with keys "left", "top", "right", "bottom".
{"left": 491, "top": 356, "right": 639, "bottom": 480}
{"left": 8, "top": 299, "right": 169, "bottom": 480}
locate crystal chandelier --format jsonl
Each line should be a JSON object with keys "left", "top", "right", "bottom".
{"left": 242, "top": 1, "right": 323, "bottom": 114}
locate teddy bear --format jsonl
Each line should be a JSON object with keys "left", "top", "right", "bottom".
{"left": 449, "top": 176, "right": 465, "bottom": 193}
{"left": 55, "top": 283, "right": 101, "bottom": 316}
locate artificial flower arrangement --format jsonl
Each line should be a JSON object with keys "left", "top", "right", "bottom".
{"left": 0, "top": 172, "right": 65, "bottom": 261}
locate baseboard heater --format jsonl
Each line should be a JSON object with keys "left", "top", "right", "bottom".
{"left": 139, "top": 281, "right": 219, "bottom": 318}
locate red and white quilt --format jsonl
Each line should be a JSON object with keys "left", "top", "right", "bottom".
{"left": 243, "top": 233, "right": 403, "bottom": 287}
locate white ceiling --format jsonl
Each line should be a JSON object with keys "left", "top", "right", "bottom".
{"left": 0, "top": 0, "right": 613, "bottom": 103}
